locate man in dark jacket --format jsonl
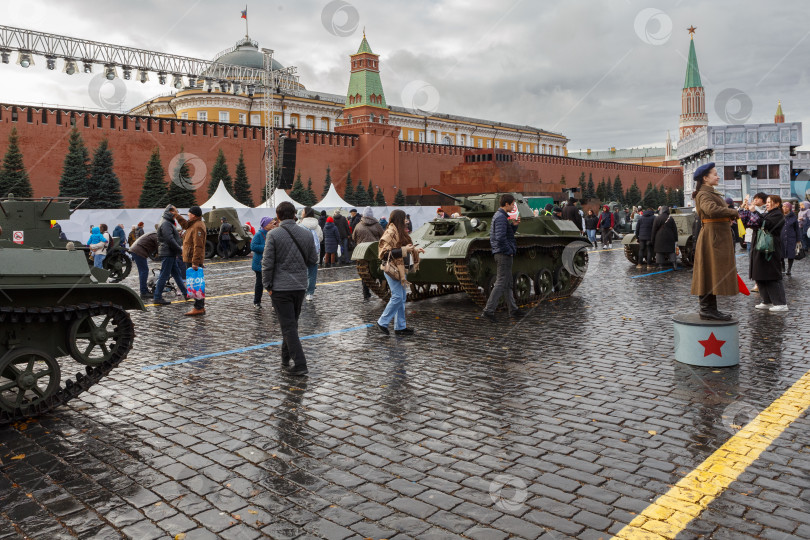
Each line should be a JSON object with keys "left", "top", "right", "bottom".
{"left": 349, "top": 209, "right": 361, "bottom": 230}
{"left": 333, "top": 210, "right": 351, "bottom": 264}
{"left": 263, "top": 201, "right": 319, "bottom": 376}
{"left": 481, "top": 194, "right": 525, "bottom": 322}
{"left": 561, "top": 198, "right": 583, "bottom": 232}
{"left": 651, "top": 206, "right": 679, "bottom": 270}
{"left": 219, "top": 217, "right": 233, "bottom": 258}
{"left": 596, "top": 205, "right": 615, "bottom": 248}
{"left": 129, "top": 231, "right": 158, "bottom": 299}
{"left": 353, "top": 206, "right": 385, "bottom": 299}
{"left": 112, "top": 224, "right": 127, "bottom": 248}
{"left": 634, "top": 208, "right": 656, "bottom": 268}
{"left": 154, "top": 205, "right": 188, "bottom": 305}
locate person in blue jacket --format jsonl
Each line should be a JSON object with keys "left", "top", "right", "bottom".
{"left": 481, "top": 194, "right": 526, "bottom": 322}
{"left": 251, "top": 216, "right": 276, "bottom": 308}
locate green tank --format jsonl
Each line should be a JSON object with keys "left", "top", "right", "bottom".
{"left": 202, "top": 207, "right": 253, "bottom": 258}
{"left": 621, "top": 208, "right": 696, "bottom": 266}
{"left": 0, "top": 245, "right": 145, "bottom": 424}
{"left": 352, "top": 190, "right": 589, "bottom": 308}
{"left": 0, "top": 195, "right": 132, "bottom": 282}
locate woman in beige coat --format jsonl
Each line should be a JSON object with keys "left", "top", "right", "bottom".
{"left": 690, "top": 162, "right": 739, "bottom": 320}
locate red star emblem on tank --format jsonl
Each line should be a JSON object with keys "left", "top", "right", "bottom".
{"left": 698, "top": 332, "right": 725, "bottom": 357}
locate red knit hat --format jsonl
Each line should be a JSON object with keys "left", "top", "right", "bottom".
{"left": 326, "top": 216, "right": 334, "bottom": 223}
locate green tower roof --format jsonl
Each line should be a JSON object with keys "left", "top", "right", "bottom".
{"left": 775, "top": 100, "right": 784, "bottom": 116}
{"left": 346, "top": 35, "right": 387, "bottom": 110}
{"left": 683, "top": 37, "right": 702, "bottom": 89}
{"left": 356, "top": 35, "right": 373, "bottom": 55}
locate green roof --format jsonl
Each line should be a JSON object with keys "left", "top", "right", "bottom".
{"left": 346, "top": 68, "right": 387, "bottom": 109}
{"left": 776, "top": 101, "right": 783, "bottom": 116}
{"left": 683, "top": 38, "right": 702, "bottom": 89}
{"left": 356, "top": 36, "right": 373, "bottom": 55}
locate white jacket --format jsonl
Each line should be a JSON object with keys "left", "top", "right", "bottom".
{"left": 299, "top": 216, "right": 323, "bottom": 242}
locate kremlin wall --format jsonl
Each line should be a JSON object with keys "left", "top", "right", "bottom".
{"left": 0, "top": 35, "right": 683, "bottom": 207}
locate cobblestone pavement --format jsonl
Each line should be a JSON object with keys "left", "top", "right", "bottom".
{"left": 1, "top": 248, "right": 808, "bottom": 539}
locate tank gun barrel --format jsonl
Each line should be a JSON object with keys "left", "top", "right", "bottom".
{"left": 430, "top": 188, "right": 484, "bottom": 211}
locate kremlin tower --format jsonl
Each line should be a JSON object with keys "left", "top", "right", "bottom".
{"left": 678, "top": 26, "right": 708, "bottom": 139}
{"left": 774, "top": 100, "right": 785, "bottom": 123}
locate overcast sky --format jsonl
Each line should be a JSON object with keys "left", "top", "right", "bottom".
{"left": 2, "top": 0, "right": 808, "bottom": 150}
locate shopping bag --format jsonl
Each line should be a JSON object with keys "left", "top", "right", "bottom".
{"left": 186, "top": 267, "right": 206, "bottom": 299}
{"left": 744, "top": 228, "right": 753, "bottom": 243}
{"left": 736, "top": 219, "right": 745, "bottom": 237}
{"left": 737, "top": 274, "right": 750, "bottom": 296}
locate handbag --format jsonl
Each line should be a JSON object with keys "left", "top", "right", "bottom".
{"left": 796, "top": 241, "right": 806, "bottom": 261}
{"left": 380, "top": 250, "right": 401, "bottom": 280}
{"left": 755, "top": 229, "right": 775, "bottom": 260}
{"left": 744, "top": 227, "right": 753, "bottom": 243}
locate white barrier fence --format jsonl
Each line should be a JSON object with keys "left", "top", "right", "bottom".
{"left": 60, "top": 206, "right": 444, "bottom": 244}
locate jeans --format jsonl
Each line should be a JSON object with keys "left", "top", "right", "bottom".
{"left": 340, "top": 238, "right": 349, "bottom": 263}
{"left": 756, "top": 279, "right": 786, "bottom": 306}
{"left": 378, "top": 274, "right": 407, "bottom": 330}
{"left": 254, "top": 270, "right": 263, "bottom": 305}
{"left": 93, "top": 254, "right": 105, "bottom": 268}
{"left": 132, "top": 253, "right": 149, "bottom": 294}
{"left": 586, "top": 229, "right": 596, "bottom": 245}
{"left": 154, "top": 256, "right": 188, "bottom": 300}
{"left": 483, "top": 253, "right": 518, "bottom": 315}
{"left": 271, "top": 290, "right": 307, "bottom": 368}
{"left": 638, "top": 239, "right": 653, "bottom": 265}
{"left": 307, "top": 264, "right": 318, "bottom": 295}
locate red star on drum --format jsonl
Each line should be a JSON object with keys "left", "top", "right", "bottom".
{"left": 698, "top": 332, "right": 726, "bottom": 357}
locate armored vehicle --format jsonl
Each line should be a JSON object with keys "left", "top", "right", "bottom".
{"left": 621, "top": 208, "right": 697, "bottom": 266}
{"left": 0, "top": 195, "right": 132, "bottom": 282}
{"left": 202, "top": 207, "right": 252, "bottom": 259}
{"left": 352, "top": 190, "right": 589, "bottom": 308}
{"left": 0, "top": 247, "right": 145, "bottom": 423}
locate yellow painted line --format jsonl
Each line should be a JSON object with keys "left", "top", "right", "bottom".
{"left": 144, "top": 278, "right": 360, "bottom": 307}
{"left": 613, "top": 370, "right": 810, "bottom": 540}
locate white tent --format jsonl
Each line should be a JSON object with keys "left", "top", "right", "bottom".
{"left": 313, "top": 184, "right": 352, "bottom": 211}
{"left": 200, "top": 180, "right": 248, "bottom": 209}
{"left": 254, "top": 188, "right": 304, "bottom": 209}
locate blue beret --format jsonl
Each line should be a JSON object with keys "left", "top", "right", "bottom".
{"left": 693, "top": 162, "right": 716, "bottom": 181}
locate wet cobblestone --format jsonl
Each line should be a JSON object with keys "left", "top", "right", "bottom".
{"left": 1, "top": 250, "right": 809, "bottom": 538}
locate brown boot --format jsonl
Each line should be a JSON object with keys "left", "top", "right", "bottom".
{"left": 184, "top": 307, "right": 205, "bottom": 316}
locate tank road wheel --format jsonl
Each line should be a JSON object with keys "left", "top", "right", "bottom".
{"left": 217, "top": 242, "right": 237, "bottom": 259}
{"left": 205, "top": 240, "right": 216, "bottom": 259}
{"left": 572, "top": 248, "right": 589, "bottom": 275}
{"left": 0, "top": 348, "right": 61, "bottom": 414}
{"left": 513, "top": 272, "right": 533, "bottom": 304}
{"left": 68, "top": 308, "right": 134, "bottom": 367}
{"left": 624, "top": 246, "right": 639, "bottom": 264}
{"left": 103, "top": 251, "right": 132, "bottom": 283}
{"left": 534, "top": 268, "right": 553, "bottom": 297}
{"left": 555, "top": 267, "right": 572, "bottom": 292}
{"left": 466, "top": 256, "right": 483, "bottom": 281}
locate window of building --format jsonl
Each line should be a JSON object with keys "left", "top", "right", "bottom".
{"left": 219, "top": 111, "right": 229, "bottom": 123}
{"left": 408, "top": 130, "right": 414, "bottom": 142}
{"left": 197, "top": 111, "right": 207, "bottom": 121}
{"left": 306, "top": 117, "right": 313, "bottom": 129}
{"left": 418, "top": 132, "right": 425, "bottom": 142}
{"left": 511, "top": 143, "right": 515, "bottom": 151}
{"left": 477, "top": 139, "right": 483, "bottom": 148}
{"left": 250, "top": 114, "right": 261, "bottom": 126}
{"left": 238, "top": 113, "right": 246, "bottom": 124}
{"left": 429, "top": 132, "right": 435, "bottom": 143}
{"left": 290, "top": 116, "right": 298, "bottom": 128}
{"left": 320, "top": 118, "right": 329, "bottom": 131}
{"left": 369, "top": 113, "right": 375, "bottom": 122}
{"left": 486, "top": 140, "right": 492, "bottom": 148}
{"left": 181, "top": 112, "right": 188, "bottom": 119}
{"left": 494, "top": 141, "right": 500, "bottom": 149}
{"left": 273, "top": 115, "right": 281, "bottom": 127}
{"left": 460, "top": 135, "right": 465, "bottom": 146}
{"left": 518, "top": 143, "right": 523, "bottom": 152}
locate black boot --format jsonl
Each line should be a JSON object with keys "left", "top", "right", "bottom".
{"left": 699, "top": 294, "right": 732, "bottom": 321}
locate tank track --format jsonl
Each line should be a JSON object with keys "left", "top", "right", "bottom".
{"left": 0, "top": 303, "right": 135, "bottom": 425}
{"left": 356, "top": 240, "right": 586, "bottom": 309}
{"left": 454, "top": 243, "right": 585, "bottom": 309}
{"left": 355, "top": 261, "right": 463, "bottom": 302}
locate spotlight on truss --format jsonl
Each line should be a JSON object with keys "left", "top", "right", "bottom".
{"left": 137, "top": 69, "right": 149, "bottom": 83}
{"left": 46, "top": 56, "right": 56, "bottom": 70}
{"left": 63, "top": 59, "right": 77, "bottom": 75}
{"left": 104, "top": 65, "right": 118, "bottom": 80}
{"left": 158, "top": 72, "right": 167, "bottom": 85}
{"left": 17, "top": 52, "right": 34, "bottom": 68}
{"left": 172, "top": 74, "right": 183, "bottom": 89}
{"left": 82, "top": 60, "right": 93, "bottom": 73}
{"left": 0, "top": 50, "right": 9, "bottom": 64}
{"left": 122, "top": 67, "right": 132, "bottom": 80}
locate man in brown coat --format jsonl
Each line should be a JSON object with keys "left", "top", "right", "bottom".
{"left": 352, "top": 206, "right": 385, "bottom": 299}
{"left": 174, "top": 206, "right": 207, "bottom": 316}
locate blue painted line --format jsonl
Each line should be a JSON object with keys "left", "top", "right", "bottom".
{"left": 631, "top": 268, "right": 674, "bottom": 279}
{"left": 142, "top": 323, "right": 374, "bottom": 371}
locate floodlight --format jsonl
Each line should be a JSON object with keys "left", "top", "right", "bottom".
{"left": 63, "top": 59, "right": 77, "bottom": 75}
{"left": 172, "top": 74, "right": 183, "bottom": 89}
{"left": 17, "top": 52, "right": 33, "bottom": 68}
{"left": 82, "top": 61, "right": 93, "bottom": 73}
{"left": 158, "top": 72, "right": 167, "bottom": 85}
{"left": 122, "top": 67, "right": 132, "bottom": 80}
{"left": 138, "top": 69, "right": 149, "bottom": 83}
{"left": 104, "top": 65, "right": 117, "bottom": 80}
{"left": 46, "top": 56, "right": 56, "bottom": 70}
{"left": 0, "top": 51, "right": 9, "bottom": 64}
{"left": 232, "top": 81, "right": 240, "bottom": 94}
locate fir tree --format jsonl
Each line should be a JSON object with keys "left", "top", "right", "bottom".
{"left": 375, "top": 187, "right": 386, "bottom": 206}
{"left": 626, "top": 180, "right": 642, "bottom": 207}
{"left": 343, "top": 172, "right": 355, "bottom": 205}
{"left": 596, "top": 179, "right": 607, "bottom": 202}
{"left": 322, "top": 166, "right": 332, "bottom": 197}
{"left": 578, "top": 172, "right": 586, "bottom": 200}
{"left": 393, "top": 188, "right": 406, "bottom": 205}
{"left": 59, "top": 128, "right": 90, "bottom": 199}
{"left": 354, "top": 178, "right": 369, "bottom": 207}
{"left": 560, "top": 174, "right": 566, "bottom": 186}
{"left": 366, "top": 180, "right": 375, "bottom": 206}
{"left": 289, "top": 172, "right": 307, "bottom": 204}
{"left": 305, "top": 178, "right": 317, "bottom": 207}
{"left": 86, "top": 139, "right": 123, "bottom": 208}
{"left": 0, "top": 127, "right": 32, "bottom": 198}
{"left": 586, "top": 174, "right": 595, "bottom": 200}
{"left": 612, "top": 175, "right": 624, "bottom": 206}
{"left": 232, "top": 150, "right": 254, "bottom": 206}
{"left": 167, "top": 148, "right": 198, "bottom": 208}
{"left": 208, "top": 149, "right": 232, "bottom": 197}
{"left": 642, "top": 182, "right": 655, "bottom": 207}
{"left": 666, "top": 187, "right": 678, "bottom": 208}
{"left": 139, "top": 148, "right": 168, "bottom": 208}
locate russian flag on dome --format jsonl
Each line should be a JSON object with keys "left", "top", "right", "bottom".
{"left": 241, "top": 7, "right": 247, "bottom": 19}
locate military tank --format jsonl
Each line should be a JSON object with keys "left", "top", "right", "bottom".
{"left": 202, "top": 207, "right": 252, "bottom": 259}
{"left": 352, "top": 190, "right": 589, "bottom": 309}
{"left": 0, "top": 195, "right": 132, "bottom": 282}
{"left": 0, "top": 246, "right": 145, "bottom": 423}
{"left": 621, "top": 208, "right": 697, "bottom": 266}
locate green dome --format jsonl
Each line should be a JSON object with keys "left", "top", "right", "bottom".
{"left": 212, "top": 37, "right": 285, "bottom": 71}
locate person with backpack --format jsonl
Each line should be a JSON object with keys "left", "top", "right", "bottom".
{"left": 690, "top": 163, "right": 738, "bottom": 320}
{"left": 251, "top": 216, "right": 276, "bottom": 308}
{"left": 299, "top": 207, "right": 323, "bottom": 301}
{"left": 353, "top": 206, "right": 385, "bottom": 299}
{"left": 87, "top": 226, "right": 108, "bottom": 268}
{"left": 596, "top": 205, "right": 615, "bottom": 248}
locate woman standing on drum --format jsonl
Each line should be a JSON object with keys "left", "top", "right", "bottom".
{"left": 690, "top": 163, "right": 739, "bottom": 320}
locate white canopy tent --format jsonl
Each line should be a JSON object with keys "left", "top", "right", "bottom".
{"left": 313, "top": 184, "right": 352, "bottom": 211}
{"left": 200, "top": 181, "right": 249, "bottom": 209}
{"left": 254, "top": 188, "right": 304, "bottom": 209}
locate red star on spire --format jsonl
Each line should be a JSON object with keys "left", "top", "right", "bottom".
{"left": 687, "top": 25, "right": 697, "bottom": 36}
{"left": 698, "top": 332, "right": 725, "bottom": 357}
